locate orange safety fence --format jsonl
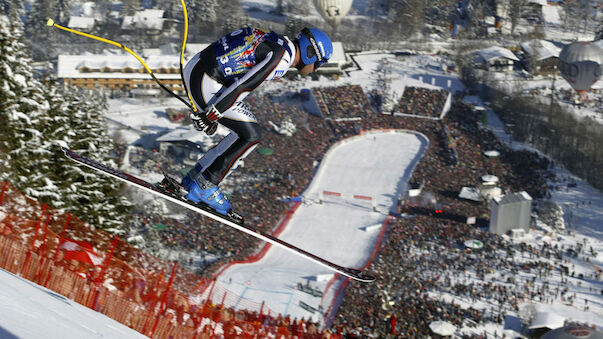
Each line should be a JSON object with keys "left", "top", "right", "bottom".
{"left": 0, "top": 181, "right": 330, "bottom": 338}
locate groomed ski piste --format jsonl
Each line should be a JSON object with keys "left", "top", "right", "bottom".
{"left": 0, "top": 267, "right": 147, "bottom": 339}
{"left": 197, "top": 130, "right": 429, "bottom": 325}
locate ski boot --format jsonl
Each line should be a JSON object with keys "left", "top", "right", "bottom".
{"left": 181, "top": 172, "right": 231, "bottom": 216}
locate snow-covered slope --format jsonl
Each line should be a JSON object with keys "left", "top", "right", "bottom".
{"left": 0, "top": 268, "right": 148, "bottom": 339}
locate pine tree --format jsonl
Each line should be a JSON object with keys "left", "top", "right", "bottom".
{"left": 0, "top": 0, "right": 24, "bottom": 25}
{"left": 41, "top": 81, "right": 133, "bottom": 232}
{"left": 122, "top": 0, "right": 140, "bottom": 17}
{"left": 193, "top": 0, "right": 218, "bottom": 37}
{"left": 0, "top": 15, "right": 48, "bottom": 189}
{"left": 0, "top": 15, "right": 131, "bottom": 232}
{"left": 24, "top": 0, "right": 59, "bottom": 60}
{"left": 388, "top": 0, "right": 425, "bottom": 39}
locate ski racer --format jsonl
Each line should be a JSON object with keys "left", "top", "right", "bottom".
{"left": 181, "top": 27, "right": 333, "bottom": 215}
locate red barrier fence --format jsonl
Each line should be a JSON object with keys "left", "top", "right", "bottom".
{"left": 0, "top": 181, "right": 328, "bottom": 338}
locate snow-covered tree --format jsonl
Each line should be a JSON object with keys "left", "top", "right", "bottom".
{"left": 24, "top": 0, "right": 59, "bottom": 60}
{"left": 0, "top": 15, "right": 131, "bottom": 232}
{"left": 194, "top": 0, "right": 218, "bottom": 36}
{"left": 41, "top": 81, "right": 133, "bottom": 232}
{"left": 388, "top": 0, "right": 425, "bottom": 39}
{"left": 121, "top": 0, "right": 140, "bottom": 17}
{"left": 0, "top": 15, "right": 48, "bottom": 188}
{"left": 507, "top": 0, "right": 526, "bottom": 35}
{"left": 0, "top": 0, "right": 24, "bottom": 25}
{"left": 285, "top": 16, "right": 303, "bottom": 38}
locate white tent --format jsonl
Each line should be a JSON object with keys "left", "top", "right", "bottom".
{"left": 459, "top": 187, "right": 482, "bottom": 202}
{"left": 429, "top": 320, "right": 456, "bottom": 336}
{"left": 529, "top": 311, "right": 566, "bottom": 330}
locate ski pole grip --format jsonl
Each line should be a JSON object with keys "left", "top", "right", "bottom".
{"left": 47, "top": 18, "right": 55, "bottom": 26}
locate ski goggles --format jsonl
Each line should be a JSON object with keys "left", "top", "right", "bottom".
{"left": 301, "top": 27, "right": 328, "bottom": 69}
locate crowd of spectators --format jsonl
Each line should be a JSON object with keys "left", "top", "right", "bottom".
{"left": 100, "top": 85, "right": 599, "bottom": 337}
{"left": 322, "top": 97, "right": 599, "bottom": 337}
{"left": 394, "top": 87, "right": 450, "bottom": 118}
{"left": 312, "top": 85, "right": 371, "bottom": 119}
{"left": 116, "top": 90, "right": 335, "bottom": 278}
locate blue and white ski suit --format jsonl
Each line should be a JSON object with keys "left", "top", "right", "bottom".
{"left": 183, "top": 27, "right": 295, "bottom": 185}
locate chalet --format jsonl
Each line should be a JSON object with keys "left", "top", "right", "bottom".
{"left": 57, "top": 41, "right": 347, "bottom": 94}
{"left": 121, "top": 9, "right": 166, "bottom": 34}
{"left": 520, "top": 39, "right": 561, "bottom": 75}
{"left": 57, "top": 54, "right": 184, "bottom": 95}
{"left": 475, "top": 46, "right": 519, "bottom": 72}
{"left": 156, "top": 127, "right": 227, "bottom": 165}
{"left": 67, "top": 16, "right": 95, "bottom": 31}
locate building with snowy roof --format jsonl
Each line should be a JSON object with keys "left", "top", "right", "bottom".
{"left": 156, "top": 127, "right": 229, "bottom": 165}
{"left": 489, "top": 191, "right": 532, "bottom": 235}
{"left": 520, "top": 39, "right": 561, "bottom": 75}
{"left": 57, "top": 41, "right": 346, "bottom": 93}
{"left": 67, "top": 16, "right": 95, "bottom": 31}
{"left": 475, "top": 46, "right": 520, "bottom": 72}
{"left": 121, "top": 9, "right": 167, "bottom": 33}
{"left": 57, "top": 54, "right": 185, "bottom": 95}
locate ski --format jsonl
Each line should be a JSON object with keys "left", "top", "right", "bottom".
{"left": 62, "top": 147, "right": 375, "bottom": 283}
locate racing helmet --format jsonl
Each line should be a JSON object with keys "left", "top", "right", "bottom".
{"left": 296, "top": 27, "right": 333, "bottom": 69}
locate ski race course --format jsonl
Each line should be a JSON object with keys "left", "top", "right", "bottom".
{"left": 201, "top": 130, "right": 428, "bottom": 324}
{"left": 0, "top": 267, "right": 148, "bottom": 339}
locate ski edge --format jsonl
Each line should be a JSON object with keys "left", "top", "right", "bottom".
{"left": 61, "top": 147, "right": 375, "bottom": 283}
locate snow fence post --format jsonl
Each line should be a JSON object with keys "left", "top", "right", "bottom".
{"left": 0, "top": 181, "right": 7, "bottom": 206}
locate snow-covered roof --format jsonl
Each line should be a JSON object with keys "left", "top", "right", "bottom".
{"left": 529, "top": 311, "right": 565, "bottom": 330}
{"left": 185, "top": 44, "right": 211, "bottom": 55}
{"left": 58, "top": 39, "right": 348, "bottom": 80}
{"left": 142, "top": 48, "right": 162, "bottom": 57}
{"left": 493, "top": 191, "right": 532, "bottom": 205}
{"left": 183, "top": 41, "right": 347, "bottom": 66}
{"left": 521, "top": 40, "right": 561, "bottom": 60}
{"left": 477, "top": 46, "right": 520, "bottom": 62}
{"left": 70, "top": 1, "right": 95, "bottom": 17}
{"left": 57, "top": 55, "right": 183, "bottom": 79}
{"left": 156, "top": 128, "right": 206, "bottom": 143}
{"left": 459, "top": 187, "right": 481, "bottom": 201}
{"left": 528, "top": 0, "right": 547, "bottom": 6}
{"left": 67, "top": 16, "right": 95, "bottom": 30}
{"left": 121, "top": 9, "right": 165, "bottom": 30}
{"left": 331, "top": 42, "right": 346, "bottom": 64}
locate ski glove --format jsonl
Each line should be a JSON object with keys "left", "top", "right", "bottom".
{"left": 191, "top": 105, "right": 223, "bottom": 135}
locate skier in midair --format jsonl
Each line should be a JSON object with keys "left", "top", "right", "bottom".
{"left": 181, "top": 27, "right": 333, "bottom": 215}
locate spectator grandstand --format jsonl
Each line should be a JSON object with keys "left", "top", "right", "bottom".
{"left": 393, "top": 86, "right": 452, "bottom": 119}
{"left": 311, "top": 85, "right": 372, "bottom": 120}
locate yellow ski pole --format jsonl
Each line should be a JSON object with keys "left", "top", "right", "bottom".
{"left": 178, "top": 0, "right": 198, "bottom": 113}
{"left": 47, "top": 18, "right": 193, "bottom": 110}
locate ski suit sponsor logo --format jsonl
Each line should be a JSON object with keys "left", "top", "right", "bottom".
{"left": 317, "top": 41, "right": 325, "bottom": 59}
{"left": 214, "top": 28, "right": 267, "bottom": 79}
{"left": 308, "top": 37, "right": 322, "bottom": 62}
{"left": 272, "top": 70, "right": 285, "bottom": 79}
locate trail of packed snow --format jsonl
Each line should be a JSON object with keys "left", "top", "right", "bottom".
{"left": 203, "top": 130, "right": 428, "bottom": 323}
